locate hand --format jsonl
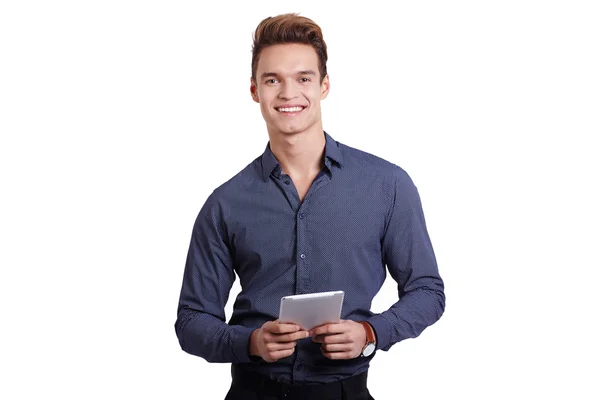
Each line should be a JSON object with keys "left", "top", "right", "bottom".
{"left": 250, "top": 320, "right": 309, "bottom": 362}
{"left": 309, "top": 320, "right": 367, "bottom": 360}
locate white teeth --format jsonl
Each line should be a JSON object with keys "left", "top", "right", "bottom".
{"left": 277, "top": 107, "right": 303, "bottom": 112}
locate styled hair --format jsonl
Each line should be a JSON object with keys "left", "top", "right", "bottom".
{"left": 251, "top": 13, "right": 328, "bottom": 82}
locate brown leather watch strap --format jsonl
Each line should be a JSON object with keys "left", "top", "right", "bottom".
{"left": 359, "top": 321, "right": 376, "bottom": 345}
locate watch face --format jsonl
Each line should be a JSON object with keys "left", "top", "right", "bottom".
{"left": 363, "top": 343, "right": 376, "bottom": 357}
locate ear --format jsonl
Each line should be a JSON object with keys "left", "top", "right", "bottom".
{"left": 250, "top": 78, "right": 259, "bottom": 103}
{"left": 320, "top": 74, "right": 330, "bottom": 100}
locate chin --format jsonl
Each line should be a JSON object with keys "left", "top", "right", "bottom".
{"left": 283, "top": 127, "right": 311, "bottom": 136}
{"left": 270, "top": 123, "right": 306, "bottom": 136}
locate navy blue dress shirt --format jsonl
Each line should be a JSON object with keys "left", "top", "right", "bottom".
{"left": 175, "top": 132, "right": 445, "bottom": 384}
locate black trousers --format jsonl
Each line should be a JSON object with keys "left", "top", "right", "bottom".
{"left": 225, "top": 365, "right": 375, "bottom": 400}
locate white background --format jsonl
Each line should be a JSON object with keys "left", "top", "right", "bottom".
{"left": 1, "top": 1, "right": 599, "bottom": 399}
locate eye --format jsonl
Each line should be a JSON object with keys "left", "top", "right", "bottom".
{"left": 299, "top": 77, "right": 311, "bottom": 83}
{"left": 266, "top": 78, "right": 279, "bottom": 84}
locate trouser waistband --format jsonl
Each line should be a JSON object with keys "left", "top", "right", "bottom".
{"left": 231, "top": 364, "right": 369, "bottom": 399}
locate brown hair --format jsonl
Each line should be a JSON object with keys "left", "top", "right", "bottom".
{"left": 251, "top": 13, "right": 328, "bottom": 82}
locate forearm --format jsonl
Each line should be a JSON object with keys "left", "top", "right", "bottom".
{"left": 176, "top": 191, "right": 254, "bottom": 363}
{"left": 367, "top": 278, "right": 445, "bottom": 350}
{"left": 175, "top": 307, "right": 255, "bottom": 363}
{"left": 374, "top": 169, "right": 445, "bottom": 350}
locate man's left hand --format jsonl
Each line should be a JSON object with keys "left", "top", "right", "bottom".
{"left": 309, "top": 320, "right": 366, "bottom": 359}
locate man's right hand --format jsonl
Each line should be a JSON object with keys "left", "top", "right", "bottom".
{"left": 249, "top": 320, "right": 309, "bottom": 362}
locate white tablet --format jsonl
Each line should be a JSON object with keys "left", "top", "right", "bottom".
{"left": 278, "top": 290, "right": 344, "bottom": 331}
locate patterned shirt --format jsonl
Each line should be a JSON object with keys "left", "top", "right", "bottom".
{"left": 175, "top": 131, "right": 445, "bottom": 384}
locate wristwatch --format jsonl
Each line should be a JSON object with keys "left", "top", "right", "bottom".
{"left": 359, "top": 321, "right": 377, "bottom": 357}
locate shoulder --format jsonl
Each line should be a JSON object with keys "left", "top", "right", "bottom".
{"left": 209, "top": 155, "right": 263, "bottom": 201}
{"left": 338, "top": 141, "right": 412, "bottom": 184}
{"left": 194, "top": 156, "right": 262, "bottom": 227}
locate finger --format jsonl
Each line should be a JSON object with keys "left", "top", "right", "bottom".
{"left": 269, "top": 331, "right": 309, "bottom": 343}
{"left": 321, "top": 348, "right": 357, "bottom": 360}
{"left": 320, "top": 343, "right": 353, "bottom": 353}
{"left": 266, "top": 341, "right": 297, "bottom": 352}
{"left": 312, "top": 333, "right": 348, "bottom": 343}
{"left": 265, "top": 321, "right": 302, "bottom": 334}
{"left": 314, "top": 333, "right": 351, "bottom": 344}
{"left": 309, "top": 323, "right": 346, "bottom": 337}
{"left": 311, "top": 334, "right": 333, "bottom": 343}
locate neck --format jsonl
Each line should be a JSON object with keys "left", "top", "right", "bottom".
{"left": 267, "top": 127, "right": 326, "bottom": 178}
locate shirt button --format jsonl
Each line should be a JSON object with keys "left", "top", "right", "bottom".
{"left": 284, "top": 180, "right": 291, "bottom": 185}
{"left": 299, "top": 213, "right": 305, "bottom": 219}
{"left": 300, "top": 253, "right": 306, "bottom": 259}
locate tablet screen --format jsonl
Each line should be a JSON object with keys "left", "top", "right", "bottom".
{"left": 278, "top": 291, "right": 344, "bottom": 330}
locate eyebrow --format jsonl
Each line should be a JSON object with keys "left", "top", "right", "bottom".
{"left": 260, "top": 70, "right": 317, "bottom": 79}
{"left": 297, "top": 70, "right": 317, "bottom": 76}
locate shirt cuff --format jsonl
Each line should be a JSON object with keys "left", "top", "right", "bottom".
{"left": 366, "top": 314, "right": 393, "bottom": 351}
{"left": 231, "top": 325, "right": 257, "bottom": 363}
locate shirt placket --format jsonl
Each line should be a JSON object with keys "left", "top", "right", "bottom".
{"left": 271, "top": 163, "right": 334, "bottom": 383}
{"left": 292, "top": 168, "right": 334, "bottom": 383}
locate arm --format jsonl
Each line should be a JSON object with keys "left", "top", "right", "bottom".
{"left": 310, "top": 170, "right": 444, "bottom": 358}
{"left": 174, "top": 192, "right": 255, "bottom": 363}
{"left": 367, "top": 169, "right": 445, "bottom": 351}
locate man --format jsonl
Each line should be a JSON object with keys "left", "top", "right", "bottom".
{"left": 175, "top": 13, "right": 445, "bottom": 400}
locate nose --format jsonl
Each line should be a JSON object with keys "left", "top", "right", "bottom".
{"left": 278, "top": 81, "right": 297, "bottom": 100}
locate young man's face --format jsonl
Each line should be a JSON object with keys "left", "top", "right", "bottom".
{"left": 251, "top": 43, "right": 330, "bottom": 137}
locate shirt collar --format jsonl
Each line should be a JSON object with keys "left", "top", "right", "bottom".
{"left": 261, "top": 131, "right": 344, "bottom": 182}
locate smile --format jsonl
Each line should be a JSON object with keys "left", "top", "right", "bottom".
{"left": 276, "top": 106, "right": 305, "bottom": 113}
